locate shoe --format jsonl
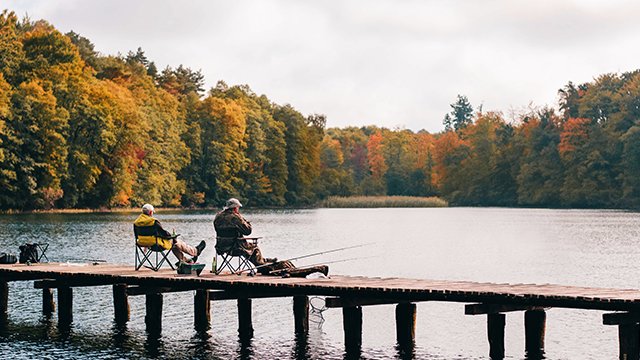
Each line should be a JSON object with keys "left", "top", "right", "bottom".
{"left": 195, "top": 240, "right": 206, "bottom": 256}
{"left": 264, "top": 257, "right": 278, "bottom": 263}
{"left": 190, "top": 241, "right": 206, "bottom": 263}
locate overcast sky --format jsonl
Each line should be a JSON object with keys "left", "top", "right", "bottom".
{"left": 5, "top": 0, "right": 640, "bottom": 132}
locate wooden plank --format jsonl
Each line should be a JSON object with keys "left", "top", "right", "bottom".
{"left": 604, "top": 312, "right": 640, "bottom": 325}
{"left": 126, "top": 286, "right": 199, "bottom": 296}
{"left": 465, "top": 303, "right": 531, "bottom": 315}
{"left": 208, "top": 290, "right": 296, "bottom": 301}
{"left": 325, "top": 297, "right": 405, "bottom": 308}
{"left": 4, "top": 264, "right": 640, "bottom": 312}
{"left": 34, "top": 278, "right": 116, "bottom": 288}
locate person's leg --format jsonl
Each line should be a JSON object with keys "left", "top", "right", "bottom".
{"left": 172, "top": 239, "right": 197, "bottom": 262}
{"left": 173, "top": 239, "right": 206, "bottom": 262}
{"left": 249, "top": 247, "right": 267, "bottom": 266}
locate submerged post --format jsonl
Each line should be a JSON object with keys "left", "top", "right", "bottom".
{"left": 618, "top": 324, "right": 640, "bottom": 360}
{"left": 113, "top": 284, "right": 129, "bottom": 325}
{"left": 395, "top": 303, "right": 417, "bottom": 347}
{"left": 42, "top": 288, "right": 55, "bottom": 316}
{"left": 237, "top": 298, "right": 253, "bottom": 338}
{"left": 145, "top": 292, "right": 163, "bottom": 333}
{"left": 194, "top": 289, "right": 210, "bottom": 330}
{"left": 0, "top": 280, "right": 7, "bottom": 323}
{"left": 293, "top": 295, "right": 309, "bottom": 336}
{"left": 57, "top": 286, "right": 73, "bottom": 325}
{"left": 343, "top": 305, "right": 363, "bottom": 350}
{"left": 524, "top": 309, "right": 546, "bottom": 356}
{"left": 487, "top": 313, "right": 506, "bottom": 359}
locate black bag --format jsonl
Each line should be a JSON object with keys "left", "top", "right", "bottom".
{"left": 0, "top": 252, "right": 17, "bottom": 264}
{"left": 19, "top": 243, "right": 39, "bottom": 264}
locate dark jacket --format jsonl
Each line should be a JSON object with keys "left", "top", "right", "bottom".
{"left": 213, "top": 209, "right": 252, "bottom": 254}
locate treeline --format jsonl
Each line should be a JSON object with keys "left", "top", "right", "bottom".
{"left": 322, "top": 80, "right": 640, "bottom": 208}
{"left": 1, "top": 11, "right": 639, "bottom": 210}
{"left": 0, "top": 11, "right": 323, "bottom": 210}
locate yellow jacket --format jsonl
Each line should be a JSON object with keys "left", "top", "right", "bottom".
{"left": 134, "top": 213, "right": 173, "bottom": 250}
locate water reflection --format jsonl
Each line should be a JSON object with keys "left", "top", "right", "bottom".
{"left": 293, "top": 333, "right": 309, "bottom": 359}
{"left": 144, "top": 331, "right": 164, "bottom": 358}
{"left": 395, "top": 341, "right": 415, "bottom": 360}
{"left": 1, "top": 208, "right": 639, "bottom": 358}
{"left": 238, "top": 335, "right": 254, "bottom": 360}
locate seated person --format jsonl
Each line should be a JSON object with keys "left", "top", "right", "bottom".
{"left": 134, "top": 204, "right": 206, "bottom": 263}
{"left": 213, "top": 198, "right": 279, "bottom": 270}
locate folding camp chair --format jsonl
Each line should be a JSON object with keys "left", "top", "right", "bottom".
{"left": 134, "top": 224, "right": 176, "bottom": 271}
{"left": 214, "top": 238, "right": 258, "bottom": 275}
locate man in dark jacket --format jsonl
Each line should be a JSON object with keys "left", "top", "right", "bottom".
{"left": 213, "top": 198, "right": 276, "bottom": 266}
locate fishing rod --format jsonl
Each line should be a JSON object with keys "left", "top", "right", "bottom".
{"left": 238, "top": 242, "right": 375, "bottom": 274}
{"left": 54, "top": 258, "right": 107, "bottom": 264}
{"left": 268, "top": 256, "right": 378, "bottom": 275}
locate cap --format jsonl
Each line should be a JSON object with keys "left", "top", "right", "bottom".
{"left": 142, "top": 203, "right": 154, "bottom": 215}
{"left": 224, "top": 198, "right": 243, "bottom": 210}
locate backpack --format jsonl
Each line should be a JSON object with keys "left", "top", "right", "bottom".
{"left": 0, "top": 252, "right": 17, "bottom": 264}
{"left": 19, "top": 243, "right": 39, "bottom": 264}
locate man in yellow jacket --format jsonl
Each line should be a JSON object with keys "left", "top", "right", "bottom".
{"left": 134, "top": 204, "right": 205, "bottom": 263}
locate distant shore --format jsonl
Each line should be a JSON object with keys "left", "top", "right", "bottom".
{"left": 319, "top": 196, "right": 448, "bottom": 208}
{"left": 0, "top": 196, "right": 449, "bottom": 214}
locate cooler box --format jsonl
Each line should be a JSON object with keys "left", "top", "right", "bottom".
{"left": 177, "top": 262, "right": 205, "bottom": 276}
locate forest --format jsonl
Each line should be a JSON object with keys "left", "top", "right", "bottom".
{"left": 1, "top": 10, "right": 639, "bottom": 210}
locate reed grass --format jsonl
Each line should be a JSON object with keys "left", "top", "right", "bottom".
{"left": 320, "top": 196, "right": 448, "bottom": 208}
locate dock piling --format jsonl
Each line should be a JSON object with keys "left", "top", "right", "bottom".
{"left": 145, "top": 292, "right": 163, "bottom": 333}
{"left": 42, "top": 288, "right": 55, "bottom": 316}
{"left": 57, "top": 286, "right": 73, "bottom": 325}
{"left": 487, "top": 313, "right": 506, "bottom": 359}
{"left": 395, "top": 303, "right": 417, "bottom": 347}
{"left": 343, "top": 305, "right": 363, "bottom": 350}
{"left": 194, "top": 289, "right": 210, "bottom": 330}
{"left": 113, "top": 284, "right": 129, "bottom": 325}
{"left": 524, "top": 309, "right": 546, "bottom": 356}
{"left": 0, "top": 280, "right": 7, "bottom": 322}
{"left": 293, "top": 295, "right": 309, "bottom": 336}
{"left": 618, "top": 324, "right": 640, "bottom": 360}
{"left": 238, "top": 298, "right": 253, "bottom": 338}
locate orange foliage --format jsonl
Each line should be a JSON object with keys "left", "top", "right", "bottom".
{"left": 559, "top": 117, "right": 591, "bottom": 157}
{"left": 413, "top": 132, "right": 434, "bottom": 169}
{"left": 431, "top": 131, "right": 467, "bottom": 188}
{"left": 367, "top": 132, "right": 387, "bottom": 180}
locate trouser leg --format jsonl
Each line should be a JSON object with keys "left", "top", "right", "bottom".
{"left": 249, "top": 248, "right": 267, "bottom": 266}
{"left": 172, "top": 239, "right": 197, "bottom": 262}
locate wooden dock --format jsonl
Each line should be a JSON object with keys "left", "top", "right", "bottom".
{"left": 1, "top": 262, "right": 640, "bottom": 359}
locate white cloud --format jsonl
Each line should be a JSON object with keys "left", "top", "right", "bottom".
{"left": 4, "top": 0, "right": 640, "bottom": 132}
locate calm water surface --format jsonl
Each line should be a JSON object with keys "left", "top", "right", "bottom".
{"left": 1, "top": 208, "right": 639, "bottom": 359}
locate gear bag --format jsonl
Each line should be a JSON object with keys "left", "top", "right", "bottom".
{"left": 0, "top": 252, "right": 17, "bottom": 264}
{"left": 19, "top": 243, "right": 40, "bottom": 264}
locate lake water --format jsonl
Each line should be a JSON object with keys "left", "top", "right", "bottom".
{"left": 0, "top": 208, "right": 639, "bottom": 359}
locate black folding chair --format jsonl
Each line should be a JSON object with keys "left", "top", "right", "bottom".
{"left": 134, "top": 225, "right": 176, "bottom": 271}
{"left": 214, "top": 238, "right": 258, "bottom": 275}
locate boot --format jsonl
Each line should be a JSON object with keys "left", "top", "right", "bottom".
{"left": 192, "top": 240, "right": 206, "bottom": 262}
